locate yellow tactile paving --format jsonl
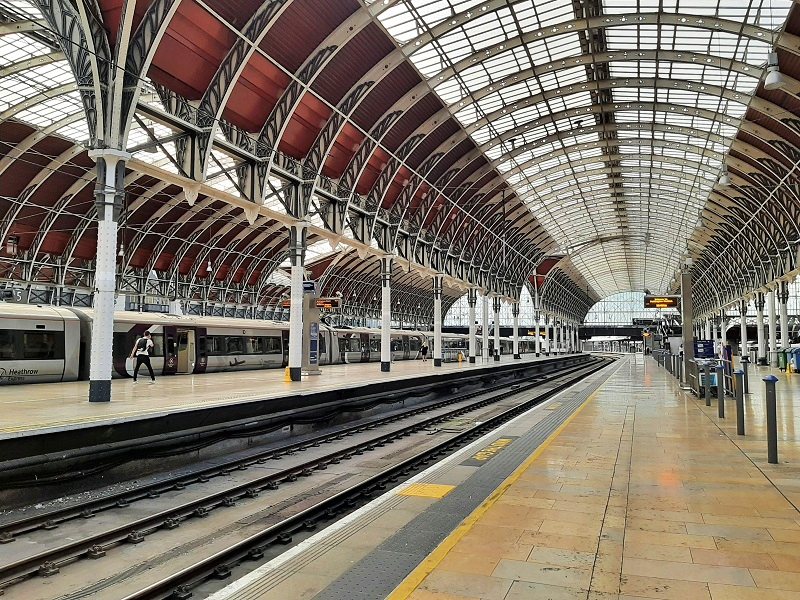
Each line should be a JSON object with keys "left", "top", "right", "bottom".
{"left": 399, "top": 484, "right": 456, "bottom": 499}
{"left": 389, "top": 355, "right": 800, "bottom": 600}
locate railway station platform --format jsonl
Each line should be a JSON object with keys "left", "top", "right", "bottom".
{"left": 0, "top": 353, "right": 569, "bottom": 439}
{"left": 0, "top": 353, "right": 589, "bottom": 490}
{"left": 209, "top": 354, "right": 800, "bottom": 600}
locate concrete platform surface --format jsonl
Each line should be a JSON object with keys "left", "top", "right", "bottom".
{"left": 0, "top": 353, "right": 566, "bottom": 438}
{"left": 390, "top": 355, "right": 800, "bottom": 600}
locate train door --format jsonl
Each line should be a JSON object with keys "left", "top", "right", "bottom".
{"left": 162, "top": 325, "right": 178, "bottom": 375}
{"left": 282, "top": 329, "right": 289, "bottom": 367}
{"left": 176, "top": 328, "right": 196, "bottom": 374}
{"left": 195, "top": 327, "right": 208, "bottom": 373}
{"left": 361, "top": 333, "right": 370, "bottom": 362}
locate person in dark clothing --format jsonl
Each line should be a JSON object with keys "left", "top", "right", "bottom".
{"left": 130, "top": 330, "right": 156, "bottom": 383}
{"left": 421, "top": 343, "right": 429, "bottom": 362}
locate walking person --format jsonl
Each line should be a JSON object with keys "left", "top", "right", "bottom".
{"left": 130, "top": 330, "right": 156, "bottom": 383}
{"left": 421, "top": 342, "right": 429, "bottom": 363}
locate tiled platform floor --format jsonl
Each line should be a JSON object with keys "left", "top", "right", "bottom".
{"left": 392, "top": 355, "right": 800, "bottom": 600}
{"left": 0, "top": 353, "right": 566, "bottom": 438}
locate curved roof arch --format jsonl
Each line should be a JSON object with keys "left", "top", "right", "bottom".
{"left": 1, "top": 0, "right": 799, "bottom": 323}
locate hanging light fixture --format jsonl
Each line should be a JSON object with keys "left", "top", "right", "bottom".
{"left": 718, "top": 165, "right": 731, "bottom": 186}
{"left": 764, "top": 52, "right": 785, "bottom": 90}
{"left": 206, "top": 259, "right": 212, "bottom": 273}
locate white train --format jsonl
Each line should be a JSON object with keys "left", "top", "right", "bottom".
{"left": 0, "top": 303, "right": 540, "bottom": 385}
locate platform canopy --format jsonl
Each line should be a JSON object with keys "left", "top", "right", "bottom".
{"left": 1, "top": 0, "right": 799, "bottom": 322}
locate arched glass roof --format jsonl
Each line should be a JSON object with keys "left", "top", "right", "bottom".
{"left": 1, "top": 0, "right": 799, "bottom": 322}
{"left": 377, "top": 0, "right": 790, "bottom": 297}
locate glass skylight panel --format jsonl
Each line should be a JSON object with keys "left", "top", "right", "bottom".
{"left": 15, "top": 91, "right": 83, "bottom": 128}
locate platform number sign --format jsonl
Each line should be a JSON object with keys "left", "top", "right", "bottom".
{"left": 0, "top": 288, "right": 24, "bottom": 302}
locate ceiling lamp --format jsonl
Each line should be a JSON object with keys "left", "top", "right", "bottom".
{"left": 718, "top": 166, "right": 731, "bottom": 187}
{"left": 764, "top": 52, "right": 786, "bottom": 91}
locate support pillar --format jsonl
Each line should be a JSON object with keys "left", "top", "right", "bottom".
{"left": 481, "top": 292, "right": 489, "bottom": 360}
{"left": 493, "top": 295, "right": 501, "bottom": 361}
{"left": 433, "top": 273, "right": 443, "bottom": 367}
{"left": 534, "top": 311, "right": 541, "bottom": 357}
{"left": 740, "top": 298, "right": 749, "bottom": 365}
{"left": 767, "top": 290, "right": 777, "bottom": 367}
{"left": 720, "top": 309, "right": 727, "bottom": 355}
{"left": 288, "top": 222, "right": 308, "bottom": 382}
{"left": 467, "top": 287, "right": 477, "bottom": 364}
{"left": 380, "top": 255, "right": 392, "bottom": 372}
{"left": 543, "top": 313, "right": 550, "bottom": 356}
{"left": 680, "top": 268, "right": 694, "bottom": 386}
{"left": 512, "top": 302, "right": 521, "bottom": 359}
{"left": 755, "top": 292, "right": 766, "bottom": 365}
{"left": 705, "top": 318, "right": 712, "bottom": 341}
{"left": 778, "top": 280, "right": 789, "bottom": 350}
{"left": 88, "top": 149, "right": 130, "bottom": 403}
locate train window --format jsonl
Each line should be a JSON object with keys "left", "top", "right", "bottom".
{"left": 149, "top": 334, "right": 165, "bottom": 357}
{"left": 265, "top": 336, "right": 281, "bottom": 354}
{"left": 340, "top": 337, "right": 360, "bottom": 352}
{"left": 409, "top": 337, "right": 420, "bottom": 351}
{"left": 227, "top": 337, "right": 243, "bottom": 354}
{"left": 370, "top": 338, "right": 380, "bottom": 352}
{"left": 197, "top": 336, "right": 207, "bottom": 355}
{"left": 318, "top": 334, "right": 326, "bottom": 354}
{"left": 246, "top": 337, "right": 262, "bottom": 354}
{"left": 0, "top": 330, "right": 16, "bottom": 360}
{"left": 207, "top": 336, "right": 226, "bottom": 355}
{"left": 21, "top": 331, "right": 64, "bottom": 360}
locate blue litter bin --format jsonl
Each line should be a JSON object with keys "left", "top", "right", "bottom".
{"left": 792, "top": 348, "right": 800, "bottom": 372}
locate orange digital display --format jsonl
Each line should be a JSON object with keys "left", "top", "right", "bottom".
{"left": 644, "top": 295, "right": 679, "bottom": 309}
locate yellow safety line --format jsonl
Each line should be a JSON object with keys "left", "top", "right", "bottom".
{"left": 386, "top": 390, "right": 599, "bottom": 600}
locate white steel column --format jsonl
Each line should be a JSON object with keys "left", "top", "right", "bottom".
{"left": 534, "top": 311, "right": 541, "bottom": 356}
{"left": 380, "top": 256, "right": 392, "bottom": 372}
{"left": 720, "top": 310, "right": 727, "bottom": 355}
{"left": 554, "top": 318, "right": 560, "bottom": 354}
{"left": 467, "top": 287, "right": 478, "bottom": 364}
{"left": 767, "top": 290, "right": 777, "bottom": 366}
{"left": 740, "top": 299, "right": 750, "bottom": 364}
{"left": 512, "top": 302, "right": 520, "bottom": 359}
{"left": 481, "top": 292, "right": 489, "bottom": 360}
{"left": 680, "top": 268, "right": 694, "bottom": 384}
{"left": 288, "top": 222, "right": 308, "bottom": 382}
{"left": 88, "top": 149, "right": 130, "bottom": 403}
{"left": 543, "top": 314, "right": 550, "bottom": 355}
{"left": 493, "top": 295, "right": 501, "bottom": 361}
{"left": 433, "top": 273, "right": 443, "bottom": 367}
{"left": 755, "top": 292, "right": 766, "bottom": 365}
{"left": 778, "top": 280, "right": 789, "bottom": 350}
{"left": 705, "top": 318, "right": 712, "bottom": 340}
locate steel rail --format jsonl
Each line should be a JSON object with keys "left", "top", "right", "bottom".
{"left": 0, "top": 357, "right": 604, "bottom": 592}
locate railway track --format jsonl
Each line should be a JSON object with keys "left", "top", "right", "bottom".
{"left": 0, "top": 356, "right": 612, "bottom": 598}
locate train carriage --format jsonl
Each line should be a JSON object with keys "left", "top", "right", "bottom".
{"left": 0, "top": 304, "right": 80, "bottom": 384}
{"left": 0, "top": 304, "right": 532, "bottom": 384}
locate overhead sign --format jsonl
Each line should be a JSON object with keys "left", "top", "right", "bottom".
{"left": 281, "top": 297, "right": 341, "bottom": 309}
{"left": 315, "top": 297, "right": 341, "bottom": 310}
{"left": 644, "top": 295, "right": 680, "bottom": 309}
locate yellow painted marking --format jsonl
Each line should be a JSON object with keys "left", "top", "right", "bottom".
{"left": 544, "top": 401, "right": 563, "bottom": 411}
{"left": 386, "top": 390, "right": 599, "bottom": 600}
{"left": 465, "top": 437, "right": 514, "bottom": 463}
{"left": 398, "top": 483, "right": 455, "bottom": 499}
